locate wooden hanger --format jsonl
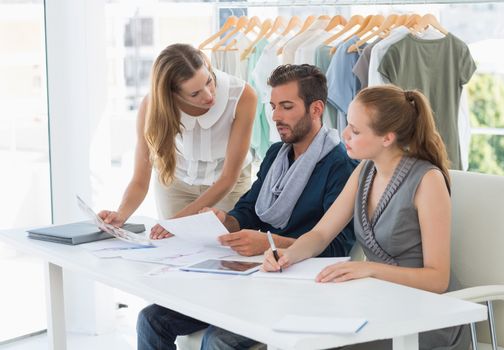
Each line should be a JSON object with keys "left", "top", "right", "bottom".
{"left": 276, "top": 15, "right": 314, "bottom": 55}
{"left": 265, "top": 16, "right": 286, "bottom": 39}
{"left": 404, "top": 14, "right": 421, "bottom": 29}
{"left": 211, "top": 16, "right": 249, "bottom": 52}
{"left": 395, "top": 14, "right": 409, "bottom": 27}
{"left": 325, "top": 15, "right": 347, "bottom": 32}
{"left": 299, "top": 15, "right": 316, "bottom": 34}
{"left": 224, "top": 16, "right": 261, "bottom": 52}
{"left": 280, "top": 16, "right": 302, "bottom": 36}
{"left": 414, "top": 13, "right": 448, "bottom": 35}
{"left": 243, "top": 16, "right": 262, "bottom": 36}
{"left": 352, "top": 15, "right": 384, "bottom": 39}
{"left": 348, "top": 14, "right": 395, "bottom": 53}
{"left": 241, "top": 19, "right": 273, "bottom": 60}
{"left": 198, "top": 16, "right": 238, "bottom": 50}
{"left": 323, "top": 15, "right": 364, "bottom": 54}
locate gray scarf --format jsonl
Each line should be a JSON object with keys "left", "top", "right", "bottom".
{"left": 255, "top": 126, "right": 341, "bottom": 229}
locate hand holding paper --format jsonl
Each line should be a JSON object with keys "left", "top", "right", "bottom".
{"left": 159, "top": 211, "right": 229, "bottom": 247}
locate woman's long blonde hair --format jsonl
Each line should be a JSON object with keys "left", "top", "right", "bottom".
{"left": 355, "top": 85, "right": 451, "bottom": 190}
{"left": 145, "top": 44, "right": 212, "bottom": 186}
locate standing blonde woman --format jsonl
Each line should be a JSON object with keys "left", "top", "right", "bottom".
{"left": 262, "top": 85, "right": 469, "bottom": 350}
{"left": 99, "top": 44, "right": 257, "bottom": 238}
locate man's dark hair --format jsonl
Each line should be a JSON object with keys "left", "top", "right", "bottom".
{"left": 267, "top": 64, "right": 328, "bottom": 112}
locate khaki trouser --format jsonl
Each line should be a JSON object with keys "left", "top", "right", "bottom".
{"left": 154, "top": 165, "right": 252, "bottom": 219}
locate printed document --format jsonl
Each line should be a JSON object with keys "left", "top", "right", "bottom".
{"left": 159, "top": 211, "right": 228, "bottom": 247}
{"left": 254, "top": 257, "right": 350, "bottom": 280}
{"left": 76, "top": 195, "right": 152, "bottom": 246}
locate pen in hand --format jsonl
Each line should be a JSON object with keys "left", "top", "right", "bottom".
{"left": 266, "top": 231, "right": 282, "bottom": 273}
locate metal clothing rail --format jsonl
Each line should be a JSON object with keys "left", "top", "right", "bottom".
{"left": 212, "top": 0, "right": 502, "bottom": 7}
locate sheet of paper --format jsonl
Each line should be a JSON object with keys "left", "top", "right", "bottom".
{"left": 76, "top": 195, "right": 153, "bottom": 247}
{"left": 158, "top": 211, "right": 229, "bottom": 247}
{"left": 254, "top": 257, "right": 350, "bottom": 280}
{"left": 80, "top": 238, "right": 155, "bottom": 258}
{"left": 272, "top": 314, "right": 367, "bottom": 334}
{"left": 119, "top": 237, "right": 204, "bottom": 264}
{"left": 169, "top": 247, "right": 235, "bottom": 266}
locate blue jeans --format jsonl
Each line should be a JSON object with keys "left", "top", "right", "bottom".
{"left": 136, "top": 304, "right": 208, "bottom": 350}
{"left": 201, "top": 325, "right": 260, "bottom": 350}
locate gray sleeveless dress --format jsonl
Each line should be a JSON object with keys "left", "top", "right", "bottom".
{"left": 340, "top": 157, "right": 470, "bottom": 350}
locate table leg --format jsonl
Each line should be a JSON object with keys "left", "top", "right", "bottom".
{"left": 45, "top": 262, "right": 67, "bottom": 350}
{"left": 393, "top": 333, "right": 419, "bottom": 350}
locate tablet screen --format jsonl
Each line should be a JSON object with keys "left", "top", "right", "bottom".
{"left": 181, "top": 259, "right": 262, "bottom": 275}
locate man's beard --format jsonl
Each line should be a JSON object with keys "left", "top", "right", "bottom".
{"left": 277, "top": 112, "right": 312, "bottom": 144}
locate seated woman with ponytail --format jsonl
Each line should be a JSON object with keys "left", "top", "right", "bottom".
{"left": 263, "top": 85, "right": 470, "bottom": 350}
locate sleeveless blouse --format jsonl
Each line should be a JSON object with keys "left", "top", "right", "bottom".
{"left": 351, "top": 157, "right": 469, "bottom": 350}
{"left": 174, "top": 69, "right": 252, "bottom": 186}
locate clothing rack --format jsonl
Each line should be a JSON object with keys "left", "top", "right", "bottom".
{"left": 213, "top": 0, "right": 497, "bottom": 7}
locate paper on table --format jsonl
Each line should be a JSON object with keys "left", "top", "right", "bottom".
{"left": 76, "top": 195, "right": 152, "bottom": 246}
{"left": 254, "top": 257, "right": 350, "bottom": 280}
{"left": 119, "top": 237, "right": 204, "bottom": 264}
{"left": 80, "top": 239, "right": 155, "bottom": 258}
{"left": 272, "top": 314, "right": 367, "bottom": 334}
{"left": 158, "top": 211, "right": 229, "bottom": 247}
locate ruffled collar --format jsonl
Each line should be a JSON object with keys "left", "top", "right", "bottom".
{"left": 180, "top": 69, "right": 230, "bottom": 130}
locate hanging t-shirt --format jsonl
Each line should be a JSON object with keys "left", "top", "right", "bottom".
{"left": 368, "top": 26, "right": 410, "bottom": 87}
{"left": 247, "top": 38, "right": 271, "bottom": 160}
{"left": 352, "top": 38, "right": 382, "bottom": 88}
{"left": 378, "top": 33, "right": 476, "bottom": 170}
{"left": 251, "top": 33, "right": 295, "bottom": 145}
{"left": 211, "top": 50, "right": 241, "bottom": 78}
{"left": 282, "top": 18, "right": 330, "bottom": 64}
{"left": 326, "top": 36, "right": 364, "bottom": 119}
{"left": 294, "top": 31, "right": 332, "bottom": 65}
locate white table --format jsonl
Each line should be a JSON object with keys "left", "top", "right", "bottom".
{"left": 0, "top": 226, "right": 487, "bottom": 350}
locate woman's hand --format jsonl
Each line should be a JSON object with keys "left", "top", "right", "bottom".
{"left": 315, "top": 261, "right": 375, "bottom": 283}
{"left": 262, "top": 248, "right": 293, "bottom": 272}
{"left": 98, "top": 210, "right": 126, "bottom": 227}
{"left": 150, "top": 224, "right": 173, "bottom": 240}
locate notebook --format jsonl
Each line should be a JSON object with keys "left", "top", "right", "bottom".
{"left": 272, "top": 315, "right": 368, "bottom": 334}
{"left": 27, "top": 221, "right": 146, "bottom": 245}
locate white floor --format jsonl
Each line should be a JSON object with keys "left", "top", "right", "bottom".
{"left": 0, "top": 290, "right": 143, "bottom": 350}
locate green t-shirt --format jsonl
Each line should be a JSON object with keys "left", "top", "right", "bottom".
{"left": 378, "top": 33, "right": 476, "bottom": 170}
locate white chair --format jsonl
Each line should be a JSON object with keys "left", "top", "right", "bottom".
{"left": 445, "top": 170, "right": 504, "bottom": 350}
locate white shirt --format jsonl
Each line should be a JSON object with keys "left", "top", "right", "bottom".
{"left": 174, "top": 69, "right": 252, "bottom": 185}
{"left": 282, "top": 18, "right": 330, "bottom": 64}
{"left": 294, "top": 30, "right": 332, "bottom": 65}
{"left": 368, "top": 26, "right": 411, "bottom": 87}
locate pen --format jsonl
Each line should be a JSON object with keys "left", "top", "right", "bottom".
{"left": 266, "top": 231, "right": 282, "bottom": 273}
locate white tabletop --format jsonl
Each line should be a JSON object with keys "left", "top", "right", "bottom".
{"left": 0, "top": 225, "right": 487, "bottom": 350}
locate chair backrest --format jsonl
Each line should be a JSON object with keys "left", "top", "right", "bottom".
{"left": 450, "top": 170, "right": 504, "bottom": 346}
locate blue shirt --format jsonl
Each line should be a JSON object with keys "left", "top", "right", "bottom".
{"left": 326, "top": 36, "right": 364, "bottom": 116}
{"left": 229, "top": 141, "right": 358, "bottom": 257}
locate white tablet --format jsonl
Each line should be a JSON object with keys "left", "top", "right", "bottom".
{"left": 180, "top": 259, "right": 262, "bottom": 275}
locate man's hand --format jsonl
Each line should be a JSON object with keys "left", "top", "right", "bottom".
{"left": 98, "top": 210, "right": 126, "bottom": 227}
{"left": 218, "top": 229, "right": 269, "bottom": 256}
{"left": 199, "top": 207, "right": 227, "bottom": 223}
{"left": 150, "top": 224, "right": 173, "bottom": 240}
